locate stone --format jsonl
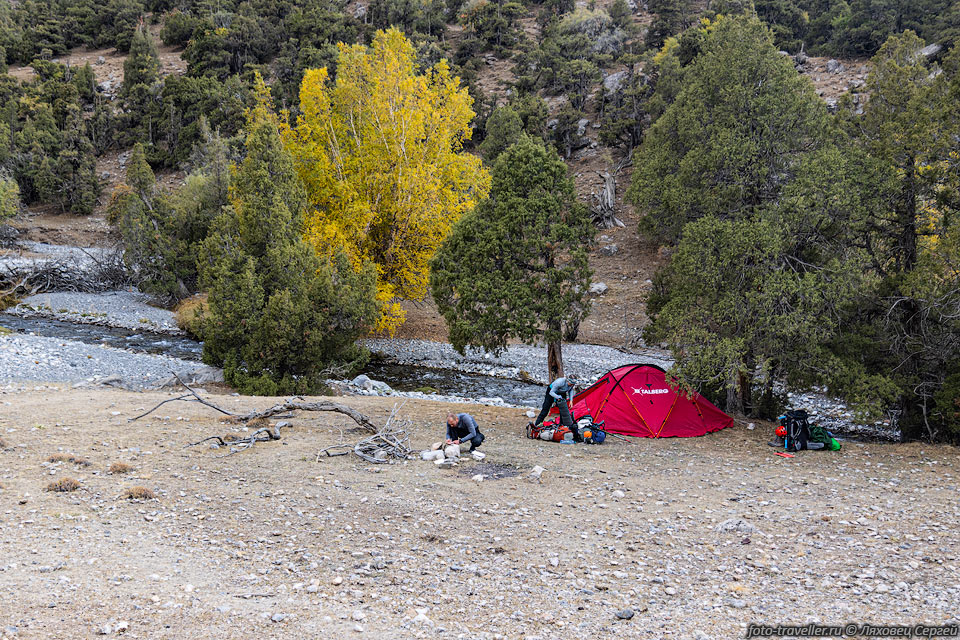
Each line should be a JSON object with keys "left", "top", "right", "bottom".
{"left": 443, "top": 445, "right": 461, "bottom": 459}
{"left": 471, "top": 474, "right": 484, "bottom": 482}
{"left": 470, "top": 450, "right": 486, "bottom": 461}
{"left": 612, "top": 489, "right": 625, "bottom": 499}
{"left": 919, "top": 43, "right": 942, "bottom": 58}
{"left": 664, "top": 586, "right": 677, "bottom": 595}
{"left": 602, "top": 70, "right": 628, "bottom": 96}
{"left": 353, "top": 3, "right": 367, "bottom": 18}
{"left": 589, "top": 282, "right": 608, "bottom": 296}
{"left": 332, "top": 576, "right": 344, "bottom": 585}
{"left": 96, "top": 56, "right": 106, "bottom": 65}
{"left": 615, "top": 608, "right": 634, "bottom": 620}
{"left": 599, "top": 244, "right": 619, "bottom": 256}
{"left": 353, "top": 624, "right": 364, "bottom": 632}
{"left": 576, "top": 118, "right": 591, "bottom": 137}
{"left": 549, "top": 557, "right": 559, "bottom": 567}
{"left": 528, "top": 466, "right": 545, "bottom": 482}
{"left": 716, "top": 518, "right": 757, "bottom": 534}
{"left": 351, "top": 374, "right": 371, "bottom": 388}
{"left": 825, "top": 59, "right": 844, "bottom": 73}
{"left": 420, "top": 450, "right": 444, "bottom": 462}
{"left": 525, "top": 410, "right": 536, "bottom": 418}
{"left": 271, "top": 613, "right": 286, "bottom": 623}
{"left": 351, "top": 610, "right": 366, "bottom": 621}
{"left": 412, "top": 608, "right": 434, "bottom": 626}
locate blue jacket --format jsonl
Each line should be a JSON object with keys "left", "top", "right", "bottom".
{"left": 447, "top": 413, "right": 481, "bottom": 443}
{"left": 548, "top": 377, "right": 576, "bottom": 402}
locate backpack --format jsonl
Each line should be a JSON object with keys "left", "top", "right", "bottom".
{"left": 781, "top": 410, "right": 810, "bottom": 452}
{"left": 526, "top": 420, "right": 573, "bottom": 442}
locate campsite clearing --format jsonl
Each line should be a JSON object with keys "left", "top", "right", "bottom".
{"left": 0, "top": 385, "right": 958, "bottom": 639}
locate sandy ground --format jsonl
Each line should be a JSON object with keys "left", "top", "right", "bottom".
{"left": 1, "top": 385, "right": 958, "bottom": 639}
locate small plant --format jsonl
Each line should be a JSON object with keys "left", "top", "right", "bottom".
{"left": 122, "top": 486, "right": 156, "bottom": 500}
{"left": 47, "top": 454, "right": 91, "bottom": 466}
{"left": 108, "top": 462, "right": 133, "bottom": 474}
{"left": 46, "top": 477, "right": 81, "bottom": 492}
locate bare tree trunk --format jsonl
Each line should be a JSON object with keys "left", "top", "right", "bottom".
{"left": 547, "top": 340, "right": 564, "bottom": 382}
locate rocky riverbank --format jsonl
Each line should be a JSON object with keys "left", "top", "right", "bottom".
{"left": 0, "top": 331, "right": 220, "bottom": 389}
{"left": 10, "top": 291, "right": 182, "bottom": 334}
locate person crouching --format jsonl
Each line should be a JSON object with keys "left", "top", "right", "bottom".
{"left": 446, "top": 413, "right": 485, "bottom": 452}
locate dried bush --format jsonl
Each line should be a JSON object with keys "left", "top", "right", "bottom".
{"left": 47, "top": 454, "right": 91, "bottom": 466}
{"left": 46, "top": 477, "right": 81, "bottom": 492}
{"left": 108, "top": 462, "right": 133, "bottom": 474}
{"left": 122, "top": 486, "right": 156, "bottom": 500}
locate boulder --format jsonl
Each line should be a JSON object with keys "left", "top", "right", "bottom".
{"left": 602, "top": 70, "right": 628, "bottom": 97}
{"left": 420, "top": 450, "right": 444, "bottom": 462}
{"left": 599, "top": 243, "right": 619, "bottom": 256}
{"left": 825, "top": 59, "right": 844, "bottom": 73}
{"left": 589, "top": 282, "right": 608, "bottom": 296}
{"left": 576, "top": 118, "right": 591, "bottom": 137}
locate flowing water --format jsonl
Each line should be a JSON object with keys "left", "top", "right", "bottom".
{"left": 0, "top": 313, "right": 204, "bottom": 361}
{"left": 0, "top": 314, "right": 543, "bottom": 406}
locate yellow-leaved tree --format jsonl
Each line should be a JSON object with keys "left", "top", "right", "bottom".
{"left": 282, "top": 28, "right": 490, "bottom": 332}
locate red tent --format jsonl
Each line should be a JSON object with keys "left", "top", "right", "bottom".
{"left": 558, "top": 364, "right": 733, "bottom": 438}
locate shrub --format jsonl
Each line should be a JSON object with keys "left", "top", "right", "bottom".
{"left": 47, "top": 453, "right": 90, "bottom": 466}
{"left": 46, "top": 477, "right": 81, "bottom": 492}
{"left": 122, "top": 486, "right": 156, "bottom": 500}
{"left": 108, "top": 462, "right": 134, "bottom": 474}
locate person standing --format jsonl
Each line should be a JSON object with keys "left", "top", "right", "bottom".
{"left": 534, "top": 374, "right": 581, "bottom": 441}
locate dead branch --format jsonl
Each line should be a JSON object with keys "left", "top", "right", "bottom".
{"left": 590, "top": 152, "right": 631, "bottom": 230}
{"left": 236, "top": 400, "right": 379, "bottom": 434}
{"left": 129, "top": 373, "right": 236, "bottom": 422}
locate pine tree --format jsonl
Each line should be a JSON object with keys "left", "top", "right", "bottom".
{"left": 198, "top": 78, "right": 380, "bottom": 394}
{"left": 430, "top": 135, "right": 595, "bottom": 380}
{"left": 628, "top": 15, "right": 830, "bottom": 242}
{"left": 479, "top": 105, "right": 522, "bottom": 161}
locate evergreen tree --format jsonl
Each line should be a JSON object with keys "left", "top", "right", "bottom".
{"left": 628, "top": 15, "right": 830, "bottom": 242}
{"left": 198, "top": 79, "right": 380, "bottom": 395}
{"left": 479, "top": 105, "right": 522, "bottom": 161}
{"left": 430, "top": 135, "right": 595, "bottom": 380}
{"left": 646, "top": 0, "right": 688, "bottom": 50}
{"left": 0, "top": 172, "right": 19, "bottom": 220}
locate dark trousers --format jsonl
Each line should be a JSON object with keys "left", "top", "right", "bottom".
{"left": 535, "top": 391, "right": 575, "bottom": 431}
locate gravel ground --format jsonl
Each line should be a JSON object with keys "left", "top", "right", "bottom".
{"left": 361, "top": 338, "right": 673, "bottom": 385}
{"left": 0, "top": 332, "right": 220, "bottom": 389}
{"left": 0, "top": 387, "right": 957, "bottom": 639}
{"left": 11, "top": 291, "right": 180, "bottom": 334}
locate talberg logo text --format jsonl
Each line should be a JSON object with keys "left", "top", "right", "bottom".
{"left": 633, "top": 388, "right": 669, "bottom": 395}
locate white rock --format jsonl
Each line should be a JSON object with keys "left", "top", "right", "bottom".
{"left": 420, "top": 450, "right": 444, "bottom": 462}
{"left": 471, "top": 474, "right": 484, "bottom": 482}
{"left": 443, "top": 445, "right": 461, "bottom": 459}
{"left": 589, "top": 282, "right": 609, "bottom": 296}
{"left": 528, "top": 466, "right": 545, "bottom": 482}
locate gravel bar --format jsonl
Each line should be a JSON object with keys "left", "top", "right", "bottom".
{"left": 10, "top": 291, "right": 181, "bottom": 334}
{"left": 361, "top": 338, "right": 673, "bottom": 385}
{"left": 0, "top": 332, "right": 220, "bottom": 389}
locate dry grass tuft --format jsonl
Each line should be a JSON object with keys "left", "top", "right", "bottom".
{"left": 122, "top": 486, "right": 156, "bottom": 500}
{"left": 108, "top": 462, "right": 134, "bottom": 474}
{"left": 174, "top": 293, "right": 207, "bottom": 338}
{"left": 46, "top": 477, "right": 81, "bottom": 492}
{"left": 47, "top": 453, "right": 91, "bottom": 466}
